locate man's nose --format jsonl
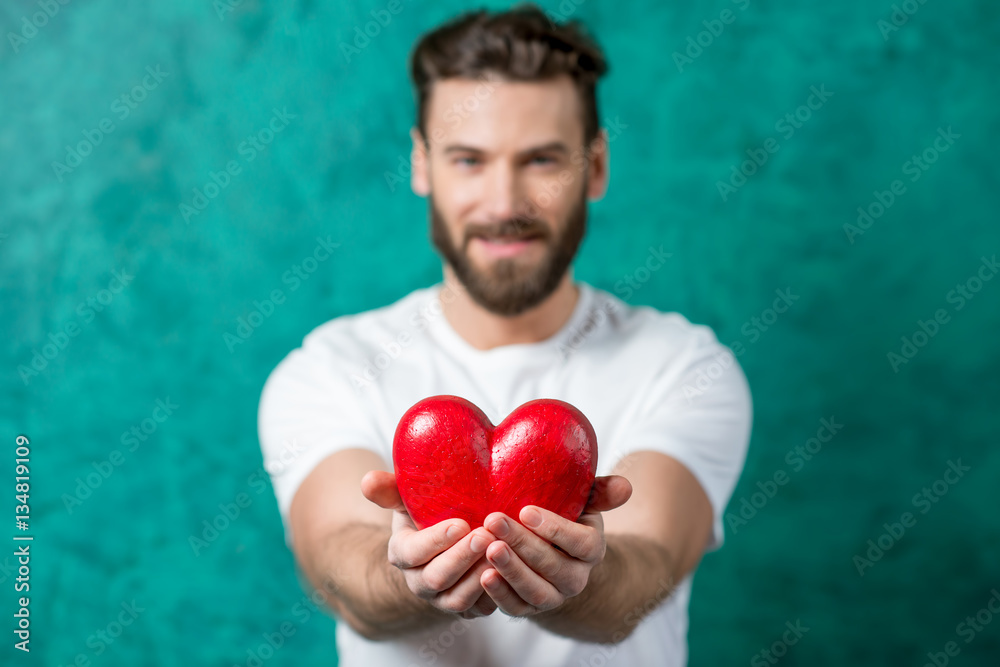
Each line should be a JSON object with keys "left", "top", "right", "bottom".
{"left": 482, "top": 163, "right": 522, "bottom": 222}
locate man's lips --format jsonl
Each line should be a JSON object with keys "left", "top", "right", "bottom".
{"left": 469, "top": 234, "right": 544, "bottom": 258}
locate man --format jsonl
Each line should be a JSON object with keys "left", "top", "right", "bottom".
{"left": 257, "top": 5, "right": 752, "bottom": 666}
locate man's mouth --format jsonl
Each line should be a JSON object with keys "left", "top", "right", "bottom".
{"left": 481, "top": 233, "right": 541, "bottom": 244}
{"left": 470, "top": 233, "right": 544, "bottom": 257}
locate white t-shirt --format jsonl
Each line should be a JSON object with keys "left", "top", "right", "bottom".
{"left": 257, "top": 279, "right": 753, "bottom": 667}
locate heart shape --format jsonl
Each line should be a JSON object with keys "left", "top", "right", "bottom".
{"left": 393, "top": 395, "right": 599, "bottom": 531}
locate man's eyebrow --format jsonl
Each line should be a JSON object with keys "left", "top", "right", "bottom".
{"left": 441, "top": 141, "right": 571, "bottom": 157}
{"left": 518, "top": 141, "right": 570, "bottom": 157}
{"left": 442, "top": 144, "right": 486, "bottom": 155}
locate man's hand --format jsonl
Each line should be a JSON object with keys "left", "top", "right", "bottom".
{"left": 361, "top": 470, "right": 500, "bottom": 620}
{"left": 479, "top": 475, "right": 632, "bottom": 617}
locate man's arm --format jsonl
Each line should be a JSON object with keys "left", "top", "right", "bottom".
{"left": 289, "top": 448, "right": 455, "bottom": 640}
{"left": 290, "top": 446, "right": 509, "bottom": 641}
{"left": 480, "top": 450, "right": 714, "bottom": 643}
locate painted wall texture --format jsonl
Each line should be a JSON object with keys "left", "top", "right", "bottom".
{"left": 2, "top": 0, "right": 998, "bottom": 664}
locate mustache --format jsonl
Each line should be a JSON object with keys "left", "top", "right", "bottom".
{"left": 463, "top": 218, "right": 550, "bottom": 246}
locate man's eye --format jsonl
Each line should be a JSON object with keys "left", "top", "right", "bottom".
{"left": 529, "top": 155, "right": 555, "bottom": 165}
{"left": 455, "top": 156, "right": 480, "bottom": 166}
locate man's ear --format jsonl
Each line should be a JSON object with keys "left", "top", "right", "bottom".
{"left": 410, "top": 127, "right": 430, "bottom": 197}
{"left": 585, "top": 128, "right": 610, "bottom": 201}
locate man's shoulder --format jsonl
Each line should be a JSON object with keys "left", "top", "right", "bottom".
{"left": 300, "top": 285, "right": 435, "bottom": 352}
{"left": 582, "top": 283, "right": 728, "bottom": 357}
{"left": 260, "top": 285, "right": 436, "bottom": 392}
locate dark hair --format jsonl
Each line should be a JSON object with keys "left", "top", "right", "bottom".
{"left": 409, "top": 3, "right": 609, "bottom": 148}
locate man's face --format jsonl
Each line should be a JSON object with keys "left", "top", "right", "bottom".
{"left": 413, "top": 74, "right": 605, "bottom": 316}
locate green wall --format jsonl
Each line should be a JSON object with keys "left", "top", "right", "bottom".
{"left": 2, "top": 0, "right": 998, "bottom": 664}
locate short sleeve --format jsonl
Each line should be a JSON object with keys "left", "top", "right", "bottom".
{"left": 257, "top": 325, "right": 388, "bottom": 546}
{"left": 613, "top": 323, "right": 753, "bottom": 553}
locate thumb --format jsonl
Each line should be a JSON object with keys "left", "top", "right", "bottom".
{"left": 360, "top": 470, "right": 406, "bottom": 512}
{"left": 583, "top": 475, "right": 632, "bottom": 514}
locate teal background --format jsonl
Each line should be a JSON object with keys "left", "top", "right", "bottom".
{"left": 2, "top": 0, "right": 999, "bottom": 665}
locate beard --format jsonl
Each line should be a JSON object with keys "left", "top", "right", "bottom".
{"left": 430, "top": 190, "right": 587, "bottom": 316}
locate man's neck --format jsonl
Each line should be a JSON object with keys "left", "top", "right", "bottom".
{"left": 439, "top": 265, "right": 580, "bottom": 351}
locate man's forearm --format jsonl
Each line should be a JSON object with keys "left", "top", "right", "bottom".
{"left": 530, "top": 533, "right": 678, "bottom": 643}
{"left": 308, "top": 522, "right": 454, "bottom": 641}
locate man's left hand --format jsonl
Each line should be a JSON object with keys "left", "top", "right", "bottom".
{"left": 479, "top": 475, "right": 632, "bottom": 617}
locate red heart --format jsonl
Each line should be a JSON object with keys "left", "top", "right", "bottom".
{"left": 393, "top": 395, "right": 599, "bottom": 531}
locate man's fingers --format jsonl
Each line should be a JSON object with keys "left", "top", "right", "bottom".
{"left": 435, "top": 555, "right": 495, "bottom": 614}
{"left": 360, "top": 470, "right": 406, "bottom": 511}
{"left": 513, "top": 506, "right": 603, "bottom": 565}
{"left": 484, "top": 539, "right": 561, "bottom": 609}
{"left": 459, "top": 588, "right": 498, "bottom": 619}
{"left": 584, "top": 475, "right": 632, "bottom": 513}
{"left": 419, "top": 527, "right": 497, "bottom": 593}
{"left": 390, "top": 518, "right": 471, "bottom": 570}
{"left": 481, "top": 567, "right": 535, "bottom": 617}
{"left": 471, "top": 589, "right": 498, "bottom": 617}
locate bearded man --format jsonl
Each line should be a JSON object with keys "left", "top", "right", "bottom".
{"left": 258, "top": 5, "right": 752, "bottom": 666}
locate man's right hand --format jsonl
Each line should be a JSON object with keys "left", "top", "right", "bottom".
{"left": 361, "top": 470, "right": 499, "bottom": 620}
